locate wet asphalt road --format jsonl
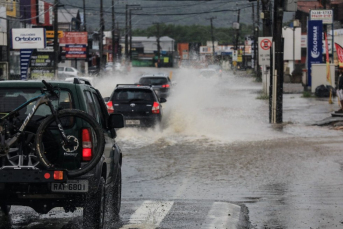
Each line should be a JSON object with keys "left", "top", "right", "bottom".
{"left": 2, "top": 69, "right": 343, "bottom": 228}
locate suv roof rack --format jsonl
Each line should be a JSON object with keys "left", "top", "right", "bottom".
{"left": 116, "top": 84, "right": 152, "bottom": 88}
{"left": 73, "top": 77, "right": 92, "bottom": 86}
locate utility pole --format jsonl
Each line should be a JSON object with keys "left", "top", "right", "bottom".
{"left": 112, "top": 0, "right": 115, "bottom": 65}
{"left": 261, "top": 0, "right": 272, "bottom": 36}
{"left": 207, "top": 17, "right": 216, "bottom": 63}
{"left": 129, "top": 9, "right": 132, "bottom": 61}
{"left": 83, "top": 0, "right": 86, "bottom": 31}
{"left": 125, "top": 4, "right": 128, "bottom": 60}
{"left": 99, "top": 0, "right": 104, "bottom": 71}
{"left": 272, "top": 0, "right": 284, "bottom": 123}
{"left": 235, "top": 9, "right": 241, "bottom": 50}
{"left": 153, "top": 22, "right": 161, "bottom": 63}
{"left": 53, "top": 0, "right": 59, "bottom": 80}
{"left": 252, "top": 3, "right": 256, "bottom": 71}
{"left": 125, "top": 5, "right": 140, "bottom": 61}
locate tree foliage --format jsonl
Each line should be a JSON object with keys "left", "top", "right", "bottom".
{"left": 132, "top": 23, "right": 254, "bottom": 46}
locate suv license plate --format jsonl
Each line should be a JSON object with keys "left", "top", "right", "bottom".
{"left": 51, "top": 180, "right": 88, "bottom": 193}
{"left": 126, "top": 120, "right": 140, "bottom": 125}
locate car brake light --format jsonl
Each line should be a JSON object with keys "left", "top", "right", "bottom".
{"left": 162, "top": 84, "right": 170, "bottom": 88}
{"left": 54, "top": 171, "right": 63, "bottom": 180}
{"left": 152, "top": 102, "right": 160, "bottom": 114}
{"left": 106, "top": 101, "right": 114, "bottom": 114}
{"left": 82, "top": 128, "right": 92, "bottom": 161}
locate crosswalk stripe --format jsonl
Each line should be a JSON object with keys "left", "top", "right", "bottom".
{"left": 120, "top": 200, "right": 174, "bottom": 229}
{"left": 201, "top": 202, "right": 241, "bottom": 229}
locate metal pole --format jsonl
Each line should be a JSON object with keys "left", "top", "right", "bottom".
{"left": 293, "top": 26, "right": 295, "bottom": 74}
{"left": 252, "top": 3, "right": 256, "bottom": 71}
{"left": 235, "top": 9, "right": 241, "bottom": 50}
{"left": 112, "top": 0, "right": 115, "bottom": 65}
{"left": 99, "top": 0, "right": 104, "bottom": 71}
{"left": 208, "top": 17, "right": 216, "bottom": 63}
{"left": 125, "top": 4, "right": 128, "bottom": 60}
{"left": 53, "top": 0, "right": 59, "bottom": 80}
{"left": 83, "top": 0, "right": 86, "bottom": 31}
{"left": 273, "top": 0, "right": 284, "bottom": 123}
{"left": 129, "top": 9, "right": 132, "bottom": 62}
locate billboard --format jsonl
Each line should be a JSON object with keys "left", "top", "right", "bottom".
{"left": 11, "top": 28, "right": 46, "bottom": 49}
{"left": 59, "top": 32, "right": 88, "bottom": 46}
{"left": 307, "top": 20, "right": 323, "bottom": 86}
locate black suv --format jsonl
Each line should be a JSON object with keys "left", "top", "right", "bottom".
{"left": 0, "top": 78, "right": 124, "bottom": 228}
{"left": 106, "top": 84, "right": 166, "bottom": 127}
{"left": 137, "top": 74, "right": 173, "bottom": 98}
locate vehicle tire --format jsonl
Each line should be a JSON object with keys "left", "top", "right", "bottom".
{"left": 35, "top": 109, "right": 105, "bottom": 177}
{"left": 83, "top": 177, "right": 105, "bottom": 229}
{"left": 113, "top": 168, "right": 121, "bottom": 217}
{"left": 1, "top": 205, "right": 11, "bottom": 215}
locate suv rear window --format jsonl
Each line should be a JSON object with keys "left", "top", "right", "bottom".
{"left": 0, "top": 88, "right": 73, "bottom": 121}
{"left": 139, "top": 77, "right": 168, "bottom": 85}
{"left": 113, "top": 89, "right": 154, "bottom": 101}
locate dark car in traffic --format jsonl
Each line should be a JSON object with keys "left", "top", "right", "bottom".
{"left": 106, "top": 84, "right": 166, "bottom": 127}
{"left": 138, "top": 74, "right": 173, "bottom": 98}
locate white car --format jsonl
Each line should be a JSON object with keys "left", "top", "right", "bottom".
{"left": 58, "top": 66, "right": 80, "bottom": 77}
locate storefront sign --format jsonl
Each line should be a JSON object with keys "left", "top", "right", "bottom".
{"left": 46, "top": 30, "right": 64, "bottom": 38}
{"left": 307, "top": 20, "right": 323, "bottom": 86}
{"left": 310, "top": 10, "right": 333, "bottom": 24}
{"left": 59, "top": 32, "right": 88, "bottom": 46}
{"left": 65, "top": 44, "right": 87, "bottom": 58}
{"left": 11, "top": 28, "right": 46, "bottom": 49}
{"left": 31, "top": 53, "right": 53, "bottom": 67}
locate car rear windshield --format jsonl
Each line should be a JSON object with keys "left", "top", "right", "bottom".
{"left": 113, "top": 89, "right": 154, "bottom": 101}
{"left": 0, "top": 88, "right": 73, "bottom": 121}
{"left": 139, "top": 77, "right": 168, "bottom": 85}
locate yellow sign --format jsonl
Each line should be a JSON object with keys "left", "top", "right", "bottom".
{"left": 237, "top": 55, "right": 242, "bottom": 62}
{"left": 6, "top": 0, "right": 17, "bottom": 17}
{"left": 164, "top": 57, "right": 169, "bottom": 63}
{"left": 46, "top": 31, "right": 64, "bottom": 38}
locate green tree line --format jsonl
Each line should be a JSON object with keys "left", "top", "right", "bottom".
{"left": 132, "top": 23, "right": 254, "bottom": 46}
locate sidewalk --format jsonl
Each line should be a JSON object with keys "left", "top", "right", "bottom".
{"left": 283, "top": 83, "right": 304, "bottom": 94}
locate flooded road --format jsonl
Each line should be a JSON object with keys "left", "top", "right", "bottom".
{"left": 3, "top": 69, "right": 343, "bottom": 228}
{"left": 116, "top": 69, "right": 343, "bottom": 228}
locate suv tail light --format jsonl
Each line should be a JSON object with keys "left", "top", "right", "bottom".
{"left": 106, "top": 101, "right": 114, "bottom": 114}
{"left": 82, "top": 128, "right": 92, "bottom": 161}
{"left": 162, "top": 84, "right": 170, "bottom": 88}
{"left": 152, "top": 102, "right": 160, "bottom": 114}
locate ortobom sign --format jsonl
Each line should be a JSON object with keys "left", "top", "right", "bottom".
{"left": 11, "top": 28, "right": 46, "bottom": 49}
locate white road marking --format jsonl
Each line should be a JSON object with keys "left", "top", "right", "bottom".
{"left": 201, "top": 202, "right": 241, "bottom": 229}
{"left": 120, "top": 200, "right": 174, "bottom": 229}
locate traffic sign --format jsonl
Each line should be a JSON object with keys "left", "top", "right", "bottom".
{"left": 258, "top": 37, "right": 272, "bottom": 66}
{"left": 260, "top": 39, "right": 272, "bottom": 50}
